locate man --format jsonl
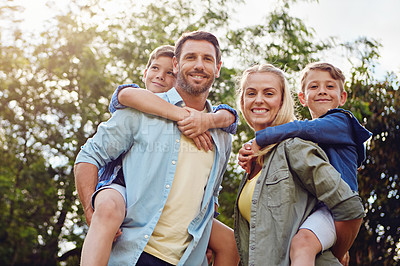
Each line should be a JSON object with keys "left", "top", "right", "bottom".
{"left": 74, "top": 31, "right": 234, "bottom": 265}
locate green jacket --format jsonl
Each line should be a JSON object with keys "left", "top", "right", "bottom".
{"left": 234, "top": 138, "right": 364, "bottom": 266}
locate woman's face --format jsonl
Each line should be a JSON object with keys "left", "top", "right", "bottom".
{"left": 242, "top": 72, "right": 283, "bottom": 131}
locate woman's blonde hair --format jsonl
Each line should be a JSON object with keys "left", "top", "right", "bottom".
{"left": 237, "top": 64, "right": 296, "bottom": 163}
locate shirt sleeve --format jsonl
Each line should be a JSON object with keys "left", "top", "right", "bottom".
{"left": 255, "top": 112, "right": 354, "bottom": 147}
{"left": 75, "top": 109, "right": 139, "bottom": 168}
{"left": 285, "top": 138, "right": 364, "bottom": 221}
{"left": 212, "top": 104, "right": 239, "bottom": 134}
{"left": 109, "top": 84, "right": 141, "bottom": 114}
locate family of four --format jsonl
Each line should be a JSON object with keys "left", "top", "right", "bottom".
{"left": 74, "top": 30, "right": 371, "bottom": 265}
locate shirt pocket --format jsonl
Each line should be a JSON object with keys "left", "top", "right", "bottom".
{"left": 264, "top": 169, "right": 292, "bottom": 207}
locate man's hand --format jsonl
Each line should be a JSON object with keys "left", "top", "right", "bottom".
{"left": 192, "top": 131, "right": 214, "bottom": 151}
{"left": 177, "top": 107, "right": 210, "bottom": 138}
{"left": 84, "top": 205, "right": 94, "bottom": 226}
{"left": 113, "top": 229, "right": 123, "bottom": 242}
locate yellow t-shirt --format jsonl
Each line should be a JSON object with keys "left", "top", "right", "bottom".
{"left": 238, "top": 172, "right": 261, "bottom": 223}
{"left": 144, "top": 134, "right": 215, "bottom": 265}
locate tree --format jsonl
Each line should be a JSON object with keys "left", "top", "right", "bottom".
{"left": 0, "top": 0, "right": 242, "bottom": 264}
{"left": 342, "top": 38, "right": 400, "bottom": 265}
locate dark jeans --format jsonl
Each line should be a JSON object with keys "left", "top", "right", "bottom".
{"left": 136, "top": 252, "right": 174, "bottom": 266}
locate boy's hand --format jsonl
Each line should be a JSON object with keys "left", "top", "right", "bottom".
{"left": 177, "top": 107, "right": 210, "bottom": 138}
{"left": 192, "top": 131, "right": 214, "bottom": 151}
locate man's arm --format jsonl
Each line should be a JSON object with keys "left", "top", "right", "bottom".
{"left": 74, "top": 162, "right": 99, "bottom": 225}
{"left": 208, "top": 218, "right": 239, "bottom": 266}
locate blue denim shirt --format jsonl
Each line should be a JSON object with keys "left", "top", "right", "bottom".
{"left": 255, "top": 109, "right": 372, "bottom": 191}
{"left": 76, "top": 88, "right": 232, "bottom": 265}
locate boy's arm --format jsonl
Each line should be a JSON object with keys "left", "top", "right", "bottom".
{"left": 109, "top": 84, "right": 140, "bottom": 114}
{"left": 116, "top": 86, "right": 214, "bottom": 151}
{"left": 118, "top": 87, "right": 189, "bottom": 121}
{"left": 255, "top": 112, "right": 354, "bottom": 148}
{"left": 177, "top": 104, "right": 238, "bottom": 137}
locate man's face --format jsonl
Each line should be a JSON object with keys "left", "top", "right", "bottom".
{"left": 173, "top": 40, "right": 222, "bottom": 96}
{"left": 143, "top": 56, "right": 175, "bottom": 93}
{"left": 299, "top": 70, "right": 347, "bottom": 119}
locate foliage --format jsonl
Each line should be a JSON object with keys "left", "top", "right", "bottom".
{"left": 0, "top": 0, "right": 399, "bottom": 265}
{"left": 343, "top": 38, "right": 400, "bottom": 265}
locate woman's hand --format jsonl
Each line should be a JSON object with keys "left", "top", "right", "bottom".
{"left": 238, "top": 143, "right": 254, "bottom": 174}
{"left": 238, "top": 140, "right": 261, "bottom": 174}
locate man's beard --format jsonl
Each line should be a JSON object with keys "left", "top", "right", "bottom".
{"left": 176, "top": 70, "right": 214, "bottom": 96}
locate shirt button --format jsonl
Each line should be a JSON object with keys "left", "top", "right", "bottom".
{"left": 159, "top": 208, "right": 162, "bottom": 212}
{"left": 166, "top": 184, "right": 170, "bottom": 189}
{"left": 144, "top": 235, "right": 149, "bottom": 239}
{"left": 251, "top": 223, "right": 256, "bottom": 228}
{"left": 176, "top": 139, "right": 180, "bottom": 143}
{"left": 250, "top": 246, "right": 255, "bottom": 250}
{"left": 252, "top": 199, "right": 257, "bottom": 204}
{"left": 172, "top": 160, "right": 176, "bottom": 165}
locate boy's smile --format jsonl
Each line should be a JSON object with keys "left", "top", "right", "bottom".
{"left": 299, "top": 70, "right": 347, "bottom": 119}
{"left": 143, "top": 56, "right": 176, "bottom": 93}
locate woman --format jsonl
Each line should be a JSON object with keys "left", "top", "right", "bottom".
{"left": 234, "top": 64, "right": 364, "bottom": 265}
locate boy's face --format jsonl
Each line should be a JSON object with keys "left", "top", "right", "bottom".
{"left": 143, "top": 56, "right": 176, "bottom": 93}
{"left": 299, "top": 70, "right": 347, "bottom": 119}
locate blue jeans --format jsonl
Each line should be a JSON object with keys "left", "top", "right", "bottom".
{"left": 136, "top": 252, "right": 174, "bottom": 266}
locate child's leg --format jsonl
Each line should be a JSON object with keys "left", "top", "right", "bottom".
{"left": 80, "top": 185, "right": 126, "bottom": 266}
{"left": 290, "top": 206, "right": 336, "bottom": 266}
{"left": 331, "top": 218, "right": 363, "bottom": 263}
{"left": 208, "top": 219, "right": 240, "bottom": 266}
{"left": 290, "top": 229, "right": 321, "bottom": 266}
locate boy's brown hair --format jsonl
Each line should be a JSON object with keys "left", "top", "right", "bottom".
{"left": 146, "top": 45, "right": 175, "bottom": 69}
{"left": 300, "top": 62, "right": 346, "bottom": 92}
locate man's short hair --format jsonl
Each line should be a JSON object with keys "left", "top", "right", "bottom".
{"left": 146, "top": 45, "right": 175, "bottom": 69}
{"left": 174, "top": 31, "right": 221, "bottom": 64}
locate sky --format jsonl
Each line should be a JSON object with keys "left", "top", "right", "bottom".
{"left": 235, "top": 0, "right": 400, "bottom": 78}
{"left": 11, "top": 0, "right": 400, "bottom": 78}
